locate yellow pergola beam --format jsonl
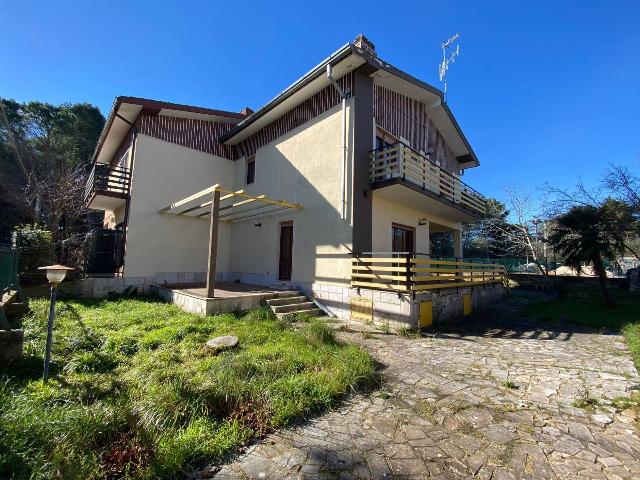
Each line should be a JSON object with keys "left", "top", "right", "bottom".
{"left": 159, "top": 184, "right": 302, "bottom": 218}
{"left": 159, "top": 184, "right": 219, "bottom": 213}
{"left": 177, "top": 189, "right": 246, "bottom": 216}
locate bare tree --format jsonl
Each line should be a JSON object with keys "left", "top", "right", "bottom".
{"left": 603, "top": 163, "right": 640, "bottom": 210}
{"left": 1, "top": 99, "right": 104, "bottom": 268}
{"left": 544, "top": 165, "right": 640, "bottom": 263}
{"left": 487, "top": 186, "right": 551, "bottom": 275}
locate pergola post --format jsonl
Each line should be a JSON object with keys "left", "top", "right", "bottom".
{"left": 206, "top": 188, "right": 221, "bottom": 298}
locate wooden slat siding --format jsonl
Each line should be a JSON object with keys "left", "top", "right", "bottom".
{"left": 138, "top": 114, "right": 237, "bottom": 159}
{"left": 235, "top": 73, "right": 354, "bottom": 159}
{"left": 373, "top": 85, "right": 458, "bottom": 174}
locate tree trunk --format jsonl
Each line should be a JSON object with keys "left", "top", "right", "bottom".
{"left": 592, "top": 255, "right": 613, "bottom": 306}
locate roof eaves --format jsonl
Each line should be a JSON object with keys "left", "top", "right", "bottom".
{"left": 90, "top": 96, "right": 124, "bottom": 165}
{"left": 219, "top": 42, "right": 355, "bottom": 144}
{"left": 116, "top": 96, "right": 246, "bottom": 119}
{"left": 90, "top": 96, "right": 246, "bottom": 165}
{"left": 363, "top": 55, "right": 479, "bottom": 167}
{"left": 441, "top": 101, "right": 480, "bottom": 167}
{"left": 218, "top": 39, "right": 479, "bottom": 167}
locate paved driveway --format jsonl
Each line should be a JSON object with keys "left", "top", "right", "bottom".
{"left": 210, "top": 294, "right": 640, "bottom": 479}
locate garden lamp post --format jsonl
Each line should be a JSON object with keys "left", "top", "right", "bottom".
{"left": 38, "top": 264, "right": 73, "bottom": 383}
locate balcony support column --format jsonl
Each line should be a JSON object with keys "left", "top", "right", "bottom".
{"left": 453, "top": 228, "right": 463, "bottom": 260}
{"left": 417, "top": 219, "right": 430, "bottom": 256}
{"left": 351, "top": 63, "right": 376, "bottom": 253}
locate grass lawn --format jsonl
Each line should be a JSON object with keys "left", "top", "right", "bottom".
{"left": 523, "top": 285, "right": 640, "bottom": 369}
{"left": 0, "top": 297, "right": 376, "bottom": 479}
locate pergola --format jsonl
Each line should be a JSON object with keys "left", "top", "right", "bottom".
{"left": 159, "top": 184, "right": 302, "bottom": 298}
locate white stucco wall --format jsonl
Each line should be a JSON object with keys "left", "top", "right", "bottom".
{"left": 227, "top": 101, "right": 354, "bottom": 286}
{"left": 123, "top": 134, "right": 234, "bottom": 277}
{"left": 371, "top": 193, "right": 462, "bottom": 255}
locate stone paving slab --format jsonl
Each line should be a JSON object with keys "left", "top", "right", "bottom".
{"left": 203, "top": 294, "right": 640, "bottom": 479}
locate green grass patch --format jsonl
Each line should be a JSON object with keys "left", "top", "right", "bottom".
{"left": 572, "top": 393, "right": 601, "bottom": 413}
{"left": 0, "top": 297, "right": 376, "bottom": 479}
{"left": 501, "top": 380, "right": 520, "bottom": 390}
{"left": 523, "top": 285, "right": 640, "bottom": 369}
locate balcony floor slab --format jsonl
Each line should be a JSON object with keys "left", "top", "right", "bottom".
{"left": 372, "top": 179, "right": 481, "bottom": 223}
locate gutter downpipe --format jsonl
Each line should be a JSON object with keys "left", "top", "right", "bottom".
{"left": 326, "top": 64, "right": 348, "bottom": 220}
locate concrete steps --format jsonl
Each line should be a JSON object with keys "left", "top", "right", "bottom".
{"left": 266, "top": 291, "right": 324, "bottom": 319}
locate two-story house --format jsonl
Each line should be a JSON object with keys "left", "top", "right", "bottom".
{"left": 84, "top": 35, "right": 506, "bottom": 327}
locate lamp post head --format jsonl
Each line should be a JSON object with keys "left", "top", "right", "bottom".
{"left": 38, "top": 264, "right": 74, "bottom": 286}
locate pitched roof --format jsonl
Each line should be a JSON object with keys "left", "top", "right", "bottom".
{"left": 92, "top": 96, "right": 245, "bottom": 164}
{"left": 219, "top": 36, "right": 479, "bottom": 167}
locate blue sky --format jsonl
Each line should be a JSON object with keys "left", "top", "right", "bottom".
{"left": 1, "top": 1, "right": 639, "bottom": 202}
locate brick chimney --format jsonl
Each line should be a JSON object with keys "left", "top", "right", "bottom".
{"left": 353, "top": 34, "right": 376, "bottom": 57}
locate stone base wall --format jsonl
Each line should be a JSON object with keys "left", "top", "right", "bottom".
{"left": 301, "top": 281, "right": 507, "bottom": 330}
{"left": 0, "top": 329, "right": 24, "bottom": 364}
{"left": 27, "top": 272, "right": 216, "bottom": 298}
{"left": 297, "top": 282, "right": 352, "bottom": 319}
{"left": 225, "top": 272, "right": 278, "bottom": 287}
{"left": 151, "top": 285, "right": 300, "bottom": 316}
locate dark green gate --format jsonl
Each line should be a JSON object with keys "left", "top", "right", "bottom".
{"left": 0, "top": 243, "right": 19, "bottom": 295}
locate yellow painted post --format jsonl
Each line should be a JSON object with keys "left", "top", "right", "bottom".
{"left": 463, "top": 293, "right": 473, "bottom": 316}
{"left": 419, "top": 300, "right": 433, "bottom": 328}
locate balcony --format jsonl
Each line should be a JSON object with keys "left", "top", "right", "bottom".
{"left": 352, "top": 255, "right": 507, "bottom": 292}
{"left": 85, "top": 163, "right": 131, "bottom": 211}
{"left": 369, "top": 143, "right": 485, "bottom": 221}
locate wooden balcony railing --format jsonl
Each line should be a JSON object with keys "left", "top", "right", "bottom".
{"left": 85, "top": 163, "right": 131, "bottom": 202}
{"left": 370, "top": 143, "right": 486, "bottom": 215}
{"left": 352, "top": 254, "right": 507, "bottom": 292}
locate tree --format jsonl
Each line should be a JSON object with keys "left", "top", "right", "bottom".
{"left": 549, "top": 202, "right": 627, "bottom": 305}
{"left": 545, "top": 164, "right": 640, "bottom": 264}
{"left": 463, "top": 198, "right": 513, "bottom": 258}
{"left": 0, "top": 98, "right": 105, "bottom": 268}
{"left": 603, "top": 164, "right": 640, "bottom": 262}
{"left": 483, "top": 187, "right": 551, "bottom": 275}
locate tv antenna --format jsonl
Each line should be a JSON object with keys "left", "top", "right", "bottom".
{"left": 438, "top": 33, "right": 461, "bottom": 102}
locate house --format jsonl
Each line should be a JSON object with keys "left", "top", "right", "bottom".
{"left": 84, "top": 34, "right": 506, "bottom": 327}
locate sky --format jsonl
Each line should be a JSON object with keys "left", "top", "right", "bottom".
{"left": 1, "top": 0, "right": 639, "bottom": 203}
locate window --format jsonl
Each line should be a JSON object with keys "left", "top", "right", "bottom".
{"left": 246, "top": 157, "right": 255, "bottom": 185}
{"left": 392, "top": 223, "right": 415, "bottom": 253}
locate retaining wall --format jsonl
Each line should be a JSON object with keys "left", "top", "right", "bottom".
{"left": 300, "top": 281, "right": 506, "bottom": 329}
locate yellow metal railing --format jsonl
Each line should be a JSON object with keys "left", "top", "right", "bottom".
{"left": 369, "top": 143, "right": 486, "bottom": 215}
{"left": 351, "top": 256, "right": 507, "bottom": 292}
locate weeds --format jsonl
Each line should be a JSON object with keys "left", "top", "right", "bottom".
{"left": 572, "top": 389, "right": 601, "bottom": 412}
{"left": 502, "top": 380, "right": 520, "bottom": 390}
{"left": 398, "top": 327, "right": 421, "bottom": 338}
{"left": 414, "top": 399, "right": 437, "bottom": 422}
{"left": 611, "top": 394, "right": 640, "bottom": 411}
{"left": 0, "top": 298, "right": 376, "bottom": 479}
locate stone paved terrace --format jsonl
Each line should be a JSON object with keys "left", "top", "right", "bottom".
{"left": 204, "top": 293, "right": 640, "bottom": 479}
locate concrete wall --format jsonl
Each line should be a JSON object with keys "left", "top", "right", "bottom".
{"left": 299, "top": 280, "right": 505, "bottom": 329}
{"left": 124, "top": 134, "right": 234, "bottom": 277}
{"left": 226, "top": 101, "right": 355, "bottom": 287}
{"left": 338, "top": 283, "right": 505, "bottom": 329}
{"left": 371, "top": 193, "right": 462, "bottom": 254}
